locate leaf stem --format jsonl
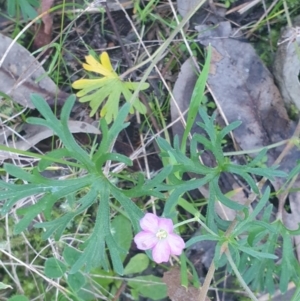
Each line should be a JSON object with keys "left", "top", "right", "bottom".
{"left": 174, "top": 216, "right": 218, "bottom": 237}
{"left": 225, "top": 249, "right": 258, "bottom": 301}
{"left": 199, "top": 259, "right": 215, "bottom": 301}
{"left": 0, "top": 144, "right": 83, "bottom": 169}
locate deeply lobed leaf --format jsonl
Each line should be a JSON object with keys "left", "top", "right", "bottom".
{"left": 72, "top": 52, "right": 149, "bottom": 123}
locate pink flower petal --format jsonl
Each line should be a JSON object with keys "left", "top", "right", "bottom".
{"left": 140, "top": 213, "right": 159, "bottom": 233}
{"left": 134, "top": 231, "right": 157, "bottom": 250}
{"left": 157, "top": 217, "right": 174, "bottom": 233}
{"left": 152, "top": 240, "right": 171, "bottom": 263}
{"left": 167, "top": 233, "right": 185, "bottom": 256}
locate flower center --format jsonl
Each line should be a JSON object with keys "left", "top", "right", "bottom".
{"left": 156, "top": 229, "right": 168, "bottom": 240}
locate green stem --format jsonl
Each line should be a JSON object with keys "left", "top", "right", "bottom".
{"left": 174, "top": 217, "right": 198, "bottom": 228}
{"left": 196, "top": 217, "right": 219, "bottom": 237}
{"left": 225, "top": 249, "right": 258, "bottom": 301}
{"left": 283, "top": 0, "right": 292, "bottom": 28}
{"left": 223, "top": 139, "right": 289, "bottom": 156}
{"left": 174, "top": 217, "right": 218, "bottom": 237}
{"left": 199, "top": 259, "right": 215, "bottom": 301}
{"left": 0, "top": 145, "right": 83, "bottom": 169}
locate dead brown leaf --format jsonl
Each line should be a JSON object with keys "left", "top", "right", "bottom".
{"left": 162, "top": 267, "right": 210, "bottom": 301}
{"left": 33, "top": 0, "right": 54, "bottom": 49}
{"left": 177, "top": 0, "right": 201, "bottom": 17}
{"left": 41, "top": 0, "right": 54, "bottom": 35}
{"left": 196, "top": 22, "right": 292, "bottom": 157}
{"left": 196, "top": 21, "right": 300, "bottom": 253}
{"left": 274, "top": 25, "right": 300, "bottom": 111}
{"left": 0, "top": 33, "right": 69, "bottom": 108}
{"left": 195, "top": 22, "right": 300, "bottom": 259}
{"left": 33, "top": 24, "right": 52, "bottom": 50}
{"left": 0, "top": 121, "right": 101, "bottom": 161}
{"left": 172, "top": 21, "right": 300, "bottom": 262}
{"left": 171, "top": 56, "right": 247, "bottom": 221}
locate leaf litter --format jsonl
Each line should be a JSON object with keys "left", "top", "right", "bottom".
{"left": 0, "top": 32, "right": 101, "bottom": 162}
{"left": 33, "top": 0, "right": 54, "bottom": 49}
{"left": 171, "top": 18, "right": 300, "bottom": 289}
{"left": 0, "top": 32, "right": 68, "bottom": 108}
{"left": 0, "top": 121, "right": 100, "bottom": 161}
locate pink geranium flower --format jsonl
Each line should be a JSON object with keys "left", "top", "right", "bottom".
{"left": 134, "top": 213, "right": 185, "bottom": 263}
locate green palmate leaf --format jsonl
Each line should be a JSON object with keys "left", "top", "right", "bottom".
{"left": 250, "top": 267, "right": 270, "bottom": 293}
{"left": 123, "top": 165, "right": 172, "bottom": 199}
{"left": 72, "top": 52, "right": 149, "bottom": 123}
{"left": 4, "top": 163, "right": 40, "bottom": 182}
{"left": 157, "top": 137, "right": 213, "bottom": 174}
{"left": 94, "top": 103, "right": 130, "bottom": 158}
{"left": 163, "top": 174, "right": 214, "bottom": 216}
{"left": 37, "top": 148, "right": 73, "bottom": 171}
{"left": 68, "top": 180, "right": 127, "bottom": 275}
{"left": 69, "top": 222, "right": 108, "bottom": 273}
{"left": 0, "top": 182, "right": 51, "bottom": 216}
{"left": 0, "top": 94, "right": 154, "bottom": 276}
{"left": 106, "top": 235, "right": 125, "bottom": 275}
{"left": 237, "top": 217, "right": 299, "bottom": 294}
{"left": 28, "top": 94, "right": 94, "bottom": 171}
{"left": 12, "top": 175, "right": 95, "bottom": 234}
{"left": 199, "top": 117, "right": 225, "bottom": 164}
{"left": 8, "top": 0, "right": 39, "bottom": 21}
{"left": 73, "top": 181, "right": 111, "bottom": 273}
{"left": 110, "top": 187, "right": 143, "bottom": 232}
{"left": 34, "top": 186, "right": 98, "bottom": 240}
{"left": 265, "top": 267, "right": 276, "bottom": 294}
{"left": 95, "top": 153, "right": 132, "bottom": 170}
